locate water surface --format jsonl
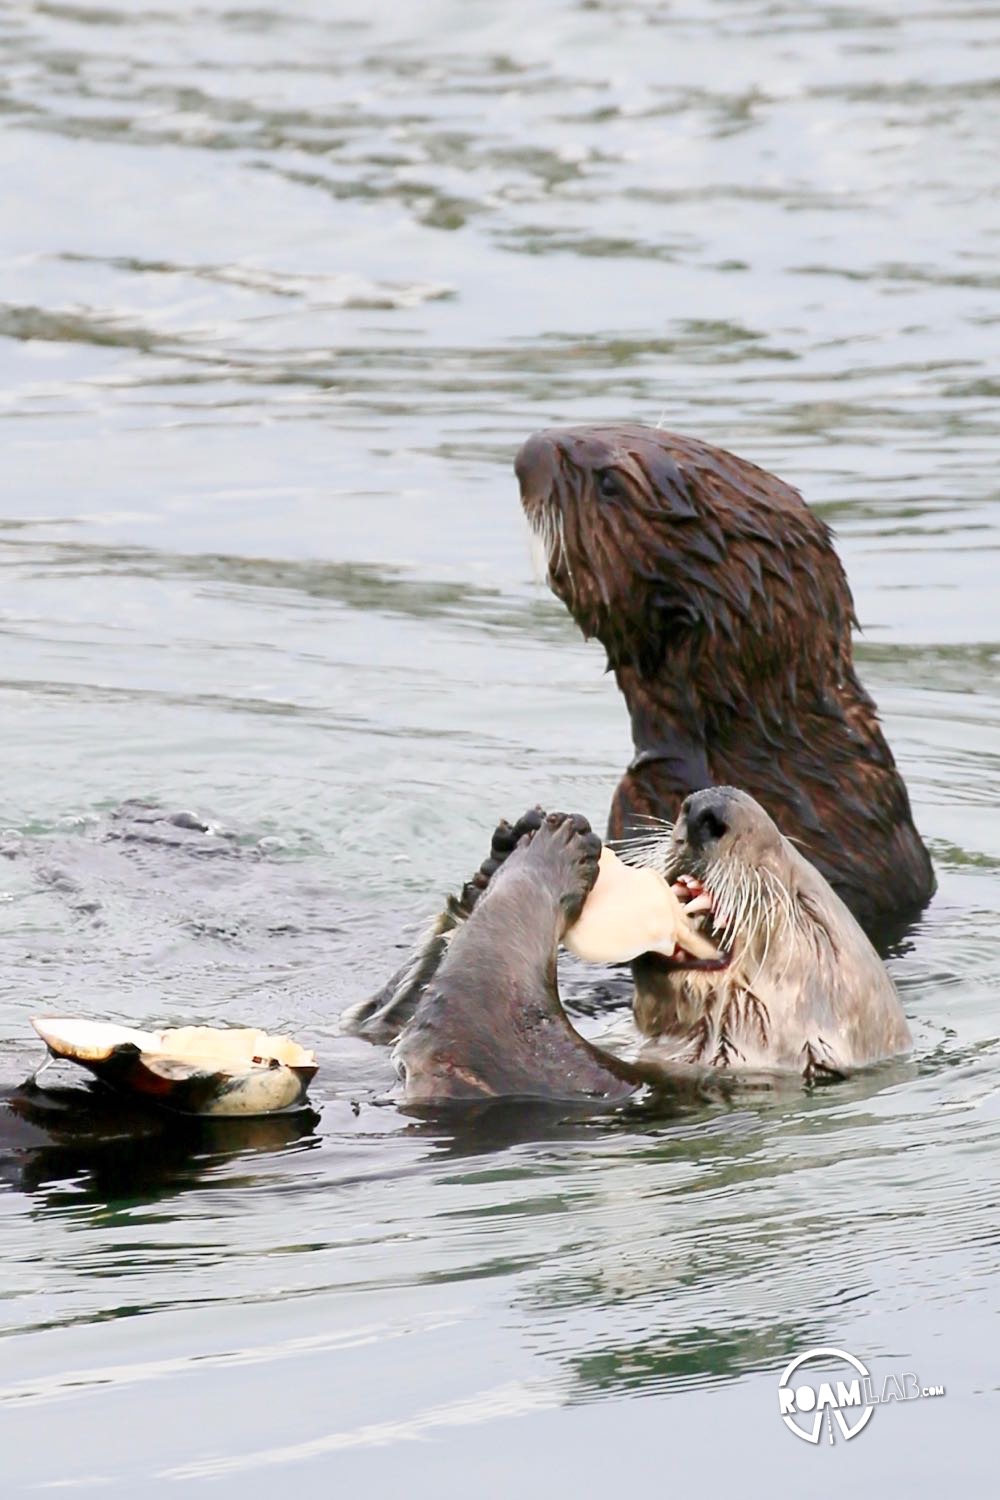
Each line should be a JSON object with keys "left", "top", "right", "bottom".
{"left": 1, "top": 1, "right": 997, "bottom": 1493}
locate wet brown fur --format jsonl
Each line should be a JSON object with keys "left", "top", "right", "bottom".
{"left": 515, "top": 423, "right": 935, "bottom": 936}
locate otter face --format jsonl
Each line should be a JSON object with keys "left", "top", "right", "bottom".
{"left": 630, "top": 784, "right": 909, "bottom": 1072}
{"left": 515, "top": 425, "right": 707, "bottom": 670}
{"left": 672, "top": 786, "right": 785, "bottom": 878}
{"left": 515, "top": 421, "right": 852, "bottom": 695}
{"left": 662, "top": 786, "right": 799, "bottom": 979}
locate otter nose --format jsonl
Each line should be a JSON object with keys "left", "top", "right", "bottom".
{"left": 514, "top": 430, "right": 559, "bottom": 501}
{"left": 682, "top": 790, "right": 730, "bottom": 848}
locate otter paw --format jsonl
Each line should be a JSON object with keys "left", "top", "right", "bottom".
{"left": 456, "top": 807, "right": 546, "bottom": 917}
{"left": 483, "top": 806, "right": 546, "bottom": 874}
{"left": 521, "top": 811, "right": 602, "bottom": 927}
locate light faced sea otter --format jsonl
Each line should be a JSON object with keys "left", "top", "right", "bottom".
{"left": 627, "top": 785, "right": 911, "bottom": 1080}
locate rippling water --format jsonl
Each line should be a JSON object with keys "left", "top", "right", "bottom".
{"left": 1, "top": 1, "right": 997, "bottom": 1493}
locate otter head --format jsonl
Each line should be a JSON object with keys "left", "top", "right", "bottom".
{"left": 516, "top": 425, "right": 705, "bottom": 674}
{"left": 630, "top": 785, "right": 903, "bottom": 1062}
{"left": 515, "top": 421, "right": 851, "bottom": 696}
{"left": 664, "top": 786, "right": 803, "bottom": 981}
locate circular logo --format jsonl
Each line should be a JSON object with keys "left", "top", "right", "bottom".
{"left": 777, "top": 1347, "right": 874, "bottom": 1444}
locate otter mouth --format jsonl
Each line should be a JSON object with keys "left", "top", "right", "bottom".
{"left": 653, "top": 873, "right": 733, "bottom": 974}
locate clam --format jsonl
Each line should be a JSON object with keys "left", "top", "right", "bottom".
{"left": 564, "top": 846, "right": 720, "bottom": 965}
{"left": 31, "top": 1018, "right": 318, "bottom": 1117}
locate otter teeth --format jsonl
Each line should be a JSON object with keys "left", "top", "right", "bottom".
{"left": 672, "top": 876, "right": 715, "bottom": 918}
{"left": 683, "top": 892, "right": 714, "bottom": 917}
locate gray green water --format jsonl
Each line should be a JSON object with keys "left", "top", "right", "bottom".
{"left": 0, "top": 0, "right": 997, "bottom": 1493}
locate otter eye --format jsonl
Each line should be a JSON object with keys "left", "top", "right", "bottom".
{"left": 595, "top": 468, "right": 623, "bottom": 501}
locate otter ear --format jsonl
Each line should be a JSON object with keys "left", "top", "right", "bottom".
{"left": 637, "top": 450, "right": 699, "bottom": 518}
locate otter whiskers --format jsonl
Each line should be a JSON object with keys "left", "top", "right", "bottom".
{"left": 527, "top": 503, "right": 575, "bottom": 594}
{"left": 609, "top": 824, "right": 804, "bottom": 988}
{"left": 611, "top": 820, "right": 675, "bottom": 874}
{"left": 697, "top": 859, "right": 802, "bottom": 988}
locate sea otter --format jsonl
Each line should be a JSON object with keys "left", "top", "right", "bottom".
{"left": 386, "top": 799, "right": 911, "bottom": 1100}
{"left": 627, "top": 785, "right": 911, "bottom": 1079}
{"left": 514, "top": 424, "right": 935, "bottom": 937}
{"left": 350, "top": 793, "right": 910, "bottom": 1102}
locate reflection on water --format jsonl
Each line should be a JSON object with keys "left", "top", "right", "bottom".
{"left": 1, "top": 0, "right": 998, "bottom": 1493}
{"left": 1, "top": 1080, "right": 321, "bottom": 1201}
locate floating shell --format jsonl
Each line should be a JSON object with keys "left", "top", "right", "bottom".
{"left": 31, "top": 1018, "right": 318, "bottom": 1117}
{"left": 564, "top": 847, "right": 719, "bottom": 964}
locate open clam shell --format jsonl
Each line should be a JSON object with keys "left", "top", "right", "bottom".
{"left": 31, "top": 1018, "right": 318, "bottom": 1117}
{"left": 564, "top": 846, "right": 719, "bottom": 965}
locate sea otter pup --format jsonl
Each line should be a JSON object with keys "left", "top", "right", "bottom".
{"left": 354, "top": 794, "right": 909, "bottom": 1103}
{"left": 515, "top": 424, "right": 934, "bottom": 936}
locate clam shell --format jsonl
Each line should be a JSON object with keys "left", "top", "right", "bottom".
{"left": 31, "top": 1018, "right": 318, "bottom": 1117}
{"left": 564, "top": 847, "right": 719, "bottom": 964}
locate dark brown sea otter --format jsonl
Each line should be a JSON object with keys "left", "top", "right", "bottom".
{"left": 515, "top": 424, "right": 934, "bottom": 936}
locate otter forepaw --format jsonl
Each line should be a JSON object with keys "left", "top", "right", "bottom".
{"left": 485, "top": 806, "right": 546, "bottom": 871}
{"left": 455, "top": 807, "right": 546, "bottom": 917}
{"left": 519, "top": 811, "right": 602, "bottom": 928}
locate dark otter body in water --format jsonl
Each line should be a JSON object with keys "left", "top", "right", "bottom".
{"left": 344, "top": 809, "right": 642, "bottom": 1101}
{"left": 392, "top": 812, "right": 647, "bottom": 1104}
{"left": 515, "top": 424, "right": 934, "bottom": 937}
